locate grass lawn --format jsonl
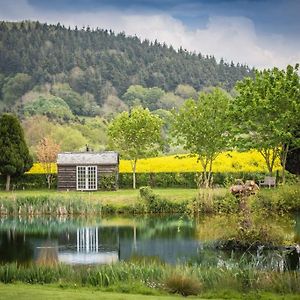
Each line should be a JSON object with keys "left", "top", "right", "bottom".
{"left": 0, "top": 188, "right": 226, "bottom": 206}
{"left": 0, "top": 284, "right": 180, "bottom": 300}
{"left": 0, "top": 284, "right": 299, "bottom": 300}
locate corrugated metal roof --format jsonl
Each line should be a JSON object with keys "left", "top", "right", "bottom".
{"left": 57, "top": 151, "right": 119, "bottom": 165}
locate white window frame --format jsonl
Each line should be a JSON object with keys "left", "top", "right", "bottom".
{"left": 76, "top": 165, "right": 98, "bottom": 191}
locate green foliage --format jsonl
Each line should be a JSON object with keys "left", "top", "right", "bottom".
{"left": 50, "top": 125, "right": 88, "bottom": 151}
{"left": 23, "top": 95, "right": 74, "bottom": 120}
{"left": 157, "top": 92, "right": 184, "bottom": 110}
{"left": 51, "top": 83, "right": 100, "bottom": 116}
{"left": 232, "top": 64, "right": 300, "bottom": 178}
{"left": 172, "top": 87, "right": 233, "bottom": 187}
{"left": 108, "top": 106, "right": 163, "bottom": 188}
{"left": 139, "top": 186, "right": 189, "bottom": 214}
{"left": 22, "top": 116, "right": 107, "bottom": 154}
{"left": 0, "top": 261, "right": 300, "bottom": 296}
{"left": 108, "top": 107, "right": 163, "bottom": 159}
{"left": 0, "top": 114, "right": 33, "bottom": 190}
{"left": 218, "top": 216, "right": 289, "bottom": 250}
{"left": 0, "top": 21, "right": 252, "bottom": 111}
{"left": 99, "top": 174, "right": 117, "bottom": 191}
{"left": 252, "top": 184, "right": 300, "bottom": 212}
{"left": 174, "top": 84, "right": 198, "bottom": 99}
{"left": 122, "top": 85, "right": 165, "bottom": 110}
{"left": 1, "top": 73, "right": 32, "bottom": 107}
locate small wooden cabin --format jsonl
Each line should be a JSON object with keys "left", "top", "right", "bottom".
{"left": 57, "top": 151, "right": 119, "bottom": 191}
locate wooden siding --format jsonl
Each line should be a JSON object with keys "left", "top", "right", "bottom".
{"left": 57, "top": 164, "right": 119, "bottom": 191}
{"left": 57, "top": 165, "right": 77, "bottom": 191}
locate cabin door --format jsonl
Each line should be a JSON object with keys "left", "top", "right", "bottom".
{"left": 76, "top": 166, "right": 97, "bottom": 191}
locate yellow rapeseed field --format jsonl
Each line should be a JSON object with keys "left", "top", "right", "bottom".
{"left": 27, "top": 150, "right": 281, "bottom": 174}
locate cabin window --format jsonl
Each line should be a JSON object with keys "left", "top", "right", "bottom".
{"left": 76, "top": 166, "right": 97, "bottom": 191}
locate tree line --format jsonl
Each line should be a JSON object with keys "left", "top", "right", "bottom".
{"left": 0, "top": 21, "right": 253, "bottom": 113}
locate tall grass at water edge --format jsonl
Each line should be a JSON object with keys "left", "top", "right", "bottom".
{"left": 0, "top": 259, "right": 299, "bottom": 295}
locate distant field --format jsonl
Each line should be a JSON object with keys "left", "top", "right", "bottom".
{"left": 28, "top": 150, "right": 281, "bottom": 174}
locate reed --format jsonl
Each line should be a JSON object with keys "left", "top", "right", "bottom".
{"left": 0, "top": 258, "right": 299, "bottom": 295}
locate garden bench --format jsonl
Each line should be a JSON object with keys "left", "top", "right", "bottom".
{"left": 259, "top": 176, "right": 276, "bottom": 188}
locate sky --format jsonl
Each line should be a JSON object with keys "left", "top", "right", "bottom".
{"left": 0, "top": 0, "right": 299, "bottom": 69}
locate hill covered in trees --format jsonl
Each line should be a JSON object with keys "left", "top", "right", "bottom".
{"left": 0, "top": 21, "right": 255, "bottom": 155}
{"left": 0, "top": 21, "right": 253, "bottom": 113}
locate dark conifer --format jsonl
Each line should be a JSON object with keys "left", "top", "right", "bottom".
{"left": 0, "top": 114, "right": 33, "bottom": 191}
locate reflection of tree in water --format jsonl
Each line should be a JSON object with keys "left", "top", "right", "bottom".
{"left": 133, "top": 216, "right": 195, "bottom": 240}
{"left": 36, "top": 240, "right": 59, "bottom": 266}
{"left": 0, "top": 230, "right": 34, "bottom": 264}
{"left": 294, "top": 214, "right": 300, "bottom": 243}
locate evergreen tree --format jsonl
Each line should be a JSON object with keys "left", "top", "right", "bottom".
{"left": 0, "top": 114, "right": 33, "bottom": 191}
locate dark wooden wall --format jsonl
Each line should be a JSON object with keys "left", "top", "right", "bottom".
{"left": 57, "top": 165, "right": 76, "bottom": 190}
{"left": 57, "top": 164, "right": 119, "bottom": 191}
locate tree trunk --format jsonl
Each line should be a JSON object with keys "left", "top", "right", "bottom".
{"left": 208, "top": 158, "right": 213, "bottom": 188}
{"left": 259, "top": 148, "right": 279, "bottom": 176}
{"left": 132, "top": 159, "right": 137, "bottom": 189}
{"left": 281, "top": 144, "right": 289, "bottom": 185}
{"left": 47, "top": 174, "right": 51, "bottom": 189}
{"left": 5, "top": 174, "right": 11, "bottom": 191}
{"left": 198, "top": 159, "right": 209, "bottom": 188}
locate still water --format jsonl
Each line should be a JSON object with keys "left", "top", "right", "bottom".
{"left": 0, "top": 214, "right": 299, "bottom": 268}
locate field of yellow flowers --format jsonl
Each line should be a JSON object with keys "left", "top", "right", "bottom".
{"left": 27, "top": 150, "right": 281, "bottom": 174}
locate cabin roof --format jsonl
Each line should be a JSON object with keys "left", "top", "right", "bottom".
{"left": 57, "top": 151, "right": 119, "bottom": 165}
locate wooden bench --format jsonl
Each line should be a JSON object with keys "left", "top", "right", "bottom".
{"left": 259, "top": 176, "right": 276, "bottom": 188}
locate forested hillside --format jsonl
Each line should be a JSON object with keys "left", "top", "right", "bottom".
{"left": 0, "top": 21, "right": 253, "bottom": 111}
{"left": 0, "top": 21, "right": 254, "bottom": 155}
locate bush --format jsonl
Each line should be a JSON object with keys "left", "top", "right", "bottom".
{"left": 98, "top": 174, "right": 117, "bottom": 190}
{"left": 164, "top": 273, "right": 202, "bottom": 296}
{"left": 0, "top": 174, "right": 54, "bottom": 190}
{"left": 139, "top": 186, "right": 190, "bottom": 214}
{"left": 253, "top": 184, "right": 300, "bottom": 212}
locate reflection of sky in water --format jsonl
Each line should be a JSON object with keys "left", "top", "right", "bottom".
{"left": 0, "top": 214, "right": 299, "bottom": 268}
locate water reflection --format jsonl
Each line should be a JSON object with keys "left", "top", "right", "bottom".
{"left": 0, "top": 214, "right": 299, "bottom": 269}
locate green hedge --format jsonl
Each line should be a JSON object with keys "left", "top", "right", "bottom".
{"left": 0, "top": 174, "right": 55, "bottom": 190}
{"left": 0, "top": 171, "right": 288, "bottom": 190}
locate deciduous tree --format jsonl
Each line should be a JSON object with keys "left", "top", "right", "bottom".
{"left": 36, "top": 137, "right": 60, "bottom": 189}
{"left": 232, "top": 65, "right": 300, "bottom": 183}
{"left": 108, "top": 106, "right": 163, "bottom": 189}
{"left": 172, "top": 88, "right": 232, "bottom": 188}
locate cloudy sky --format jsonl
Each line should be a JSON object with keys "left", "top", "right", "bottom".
{"left": 1, "top": 0, "right": 299, "bottom": 69}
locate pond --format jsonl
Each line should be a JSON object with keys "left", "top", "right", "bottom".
{"left": 0, "top": 214, "right": 299, "bottom": 269}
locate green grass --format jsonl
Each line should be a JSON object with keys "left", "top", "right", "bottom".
{"left": 0, "top": 283, "right": 299, "bottom": 300}
{"left": 0, "top": 188, "right": 206, "bottom": 215}
{"left": 0, "top": 283, "right": 177, "bottom": 300}
{"left": 0, "top": 188, "right": 202, "bottom": 205}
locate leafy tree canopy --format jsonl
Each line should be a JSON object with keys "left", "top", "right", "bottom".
{"left": 232, "top": 64, "right": 300, "bottom": 180}
{"left": 23, "top": 95, "right": 74, "bottom": 120}
{"left": 108, "top": 106, "right": 163, "bottom": 188}
{"left": 0, "top": 21, "right": 253, "bottom": 111}
{"left": 172, "top": 88, "right": 233, "bottom": 187}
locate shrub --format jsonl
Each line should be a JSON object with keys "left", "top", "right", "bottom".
{"left": 98, "top": 174, "right": 117, "bottom": 190}
{"left": 139, "top": 186, "right": 189, "bottom": 214}
{"left": 164, "top": 273, "right": 202, "bottom": 296}
{"left": 253, "top": 184, "right": 300, "bottom": 212}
